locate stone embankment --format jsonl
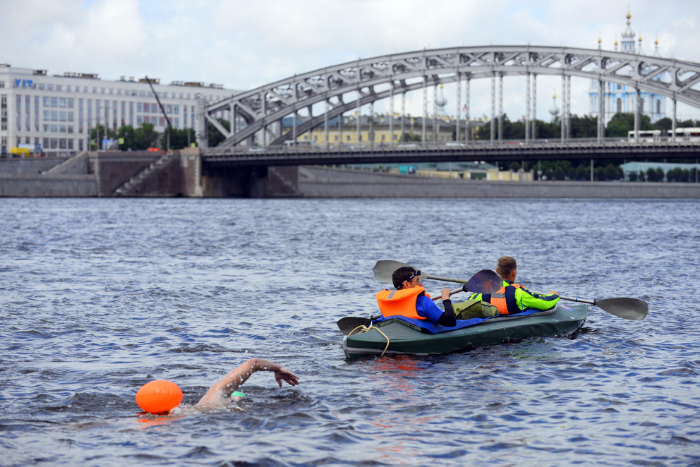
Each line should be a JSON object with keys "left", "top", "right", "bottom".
{"left": 297, "top": 166, "right": 700, "bottom": 198}
{"left": 2, "top": 155, "right": 700, "bottom": 198}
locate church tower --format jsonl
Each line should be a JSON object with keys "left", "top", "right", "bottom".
{"left": 620, "top": 8, "right": 636, "bottom": 53}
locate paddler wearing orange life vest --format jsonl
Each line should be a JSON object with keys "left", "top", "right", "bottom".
{"left": 376, "top": 267, "right": 457, "bottom": 326}
{"left": 469, "top": 256, "right": 560, "bottom": 315}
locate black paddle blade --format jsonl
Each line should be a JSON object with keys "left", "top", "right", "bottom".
{"left": 465, "top": 270, "right": 502, "bottom": 295}
{"left": 337, "top": 317, "right": 372, "bottom": 335}
{"left": 596, "top": 297, "right": 649, "bottom": 321}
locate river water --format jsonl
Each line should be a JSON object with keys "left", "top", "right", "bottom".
{"left": 1, "top": 198, "right": 698, "bottom": 466}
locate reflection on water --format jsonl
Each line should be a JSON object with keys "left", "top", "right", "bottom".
{"left": 0, "top": 197, "right": 699, "bottom": 466}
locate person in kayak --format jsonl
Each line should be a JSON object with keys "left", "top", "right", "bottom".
{"left": 376, "top": 266, "right": 457, "bottom": 326}
{"left": 468, "top": 256, "right": 559, "bottom": 315}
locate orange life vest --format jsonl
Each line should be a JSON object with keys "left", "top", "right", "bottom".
{"left": 489, "top": 282, "right": 522, "bottom": 315}
{"left": 375, "top": 286, "right": 431, "bottom": 320}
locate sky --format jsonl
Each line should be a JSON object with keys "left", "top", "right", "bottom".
{"left": 2, "top": 0, "right": 700, "bottom": 121}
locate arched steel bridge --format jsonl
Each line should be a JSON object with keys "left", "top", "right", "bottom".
{"left": 197, "top": 45, "right": 700, "bottom": 153}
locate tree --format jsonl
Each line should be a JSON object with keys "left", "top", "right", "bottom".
{"left": 654, "top": 117, "right": 673, "bottom": 132}
{"left": 140, "top": 123, "right": 160, "bottom": 148}
{"left": 508, "top": 161, "right": 521, "bottom": 171}
{"left": 208, "top": 118, "right": 231, "bottom": 147}
{"left": 575, "top": 165, "right": 589, "bottom": 181}
{"left": 629, "top": 171, "right": 638, "bottom": 182}
{"left": 606, "top": 163, "right": 621, "bottom": 180}
{"left": 595, "top": 166, "right": 607, "bottom": 181}
{"left": 161, "top": 127, "right": 197, "bottom": 150}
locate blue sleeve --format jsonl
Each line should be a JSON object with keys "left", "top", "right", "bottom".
{"left": 415, "top": 294, "right": 445, "bottom": 323}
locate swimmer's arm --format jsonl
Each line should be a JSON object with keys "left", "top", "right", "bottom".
{"left": 196, "top": 359, "right": 299, "bottom": 406}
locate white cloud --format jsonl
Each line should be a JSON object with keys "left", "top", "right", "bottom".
{"left": 1, "top": 0, "right": 699, "bottom": 119}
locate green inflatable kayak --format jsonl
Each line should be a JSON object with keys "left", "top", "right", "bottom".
{"left": 343, "top": 303, "right": 588, "bottom": 358}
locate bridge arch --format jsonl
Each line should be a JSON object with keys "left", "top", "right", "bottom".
{"left": 199, "top": 45, "right": 700, "bottom": 151}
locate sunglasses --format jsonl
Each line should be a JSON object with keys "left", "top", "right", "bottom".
{"left": 405, "top": 270, "right": 422, "bottom": 282}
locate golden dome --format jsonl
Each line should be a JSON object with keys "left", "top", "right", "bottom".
{"left": 626, "top": 11, "right": 631, "bottom": 19}
{"left": 655, "top": 35, "right": 659, "bottom": 45}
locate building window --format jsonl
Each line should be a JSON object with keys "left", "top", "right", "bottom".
{"left": 640, "top": 98, "right": 645, "bottom": 112}
{"left": 616, "top": 98, "right": 622, "bottom": 113}
{"left": 59, "top": 98, "right": 66, "bottom": 108}
{"left": 79, "top": 139, "right": 83, "bottom": 150}
{"left": 656, "top": 100, "right": 661, "bottom": 115}
{"left": 43, "top": 138, "right": 49, "bottom": 148}
{"left": 68, "top": 126, "right": 74, "bottom": 134}
{"left": 174, "top": 117, "right": 179, "bottom": 127}
{"left": 68, "top": 139, "right": 74, "bottom": 149}
{"left": 137, "top": 116, "right": 142, "bottom": 125}
{"left": 51, "top": 138, "right": 58, "bottom": 149}
{"left": 51, "top": 97, "right": 58, "bottom": 107}
{"left": 59, "top": 139, "right": 66, "bottom": 149}
{"left": 59, "top": 111, "right": 67, "bottom": 122}
{"left": 159, "top": 117, "right": 164, "bottom": 126}
{"left": 60, "top": 125, "right": 67, "bottom": 133}
{"left": 166, "top": 104, "right": 172, "bottom": 114}
{"left": 68, "top": 98, "right": 73, "bottom": 108}
{"left": 51, "top": 124, "right": 57, "bottom": 132}
{"left": 47, "top": 84, "right": 54, "bottom": 91}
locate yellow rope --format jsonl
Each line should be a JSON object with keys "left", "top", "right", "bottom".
{"left": 348, "top": 324, "right": 391, "bottom": 357}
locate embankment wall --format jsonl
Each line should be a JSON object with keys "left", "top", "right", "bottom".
{"left": 297, "top": 166, "right": 700, "bottom": 198}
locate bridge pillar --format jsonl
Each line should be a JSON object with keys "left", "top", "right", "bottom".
{"left": 465, "top": 77, "right": 470, "bottom": 143}
{"left": 561, "top": 74, "right": 566, "bottom": 144}
{"left": 389, "top": 86, "right": 394, "bottom": 145}
{"left": 339, "top": 110, "right": 343, "bottom": 146}
{"left": 422, "top": 76, "right": 427, "bottom": 146}
{"left": 196, "top": 95, "right": 208, "bottom": 150}
{"left": 324, "top": 99, "right": 329, "bottom": 149}
{"left": 433, "top": 84, "right": 438, "bottom": 143}
{"left": 634, "top": 87, "right": 641, "bottom": 142}
{"left": 525, "top": 73, "right": 530, "bottom": 143}
{"left": 566, "top": 75, "right": 571, "bottom": 140}
{"left": 400, "top": 92, "right": 405, "bottom": 143}
{"left": 490, "top": 72, "right": 495, "bottom": 145}
{"left": 532, "top": 74, "right": 537, "bottom": 142}
{"left": 597, "top": 79, "right": 605, "bottom": 143}
{"left": 672, "top": 98, "right": 677, "bottom": 142}
{"left": 498, "top": 73, "right": 503, "bottom": 142}
{"left": 369, "top": 102, "right": 374, "bottom": 148}
{"left": 356, "top": 90, "right": 361, "bottom": 147}
{"left": 455, "top": 73, "right": 461, "bottom": 142}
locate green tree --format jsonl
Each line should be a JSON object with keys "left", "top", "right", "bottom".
{"left": 139, "top": 123, "right": 160, "bottom": 148}
{"left": 595, "top": 167, "right": 607, "bottom": 181}
{"left": 161, "top": 127, "right": 197, "bottom": 150}
{"left": 575, "top": 165, "right": 589, "bottom": 181}
{"left": 629, "top": 171, "right": 638, "bottom": 182}
{"left": 208, "top": 118, "right": 231, "bottom": 147}
{"left": 508, "top": 161, "right": 521, "bottom": 171}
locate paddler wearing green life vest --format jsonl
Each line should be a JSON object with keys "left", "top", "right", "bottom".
{"left": 468, "top": 256, "right": 560, "bottom": 315}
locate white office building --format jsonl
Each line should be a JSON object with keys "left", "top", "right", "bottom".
{"left": 0, "top": 63, "right": 240, "bottom": 156}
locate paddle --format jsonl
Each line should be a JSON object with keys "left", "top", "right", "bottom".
{"left": 337, "top": 268, "right": 503, "bottom": 335}
{"left": 373, "top": 260, "right": 470, "bottom": 284}
{"left": 373, "top": 266, "right": 648, "bottom": 321}
{"left": 558, "top": 296, "right": 648, "bottom": 321}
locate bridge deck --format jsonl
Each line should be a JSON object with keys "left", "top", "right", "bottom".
{"left": 203, "top": 140, "right": 700, "bottom": 167}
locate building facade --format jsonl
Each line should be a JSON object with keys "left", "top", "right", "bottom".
{"left": 588, "top": 10, "right": 667, "bottom": 123}
{"left": 0, "top": 64, "right": 240, "bottom": 156}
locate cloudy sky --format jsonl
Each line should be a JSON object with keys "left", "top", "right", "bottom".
{"left": 2, "top": 0, "right": 699, "bottom": 120}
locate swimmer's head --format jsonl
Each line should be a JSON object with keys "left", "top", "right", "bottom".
{"left": 230, "top": 391, "right": 246, "bottom": 402}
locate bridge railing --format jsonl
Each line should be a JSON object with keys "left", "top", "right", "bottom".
{"left": 208, "top": 137, "right": 700, "bottom": 155}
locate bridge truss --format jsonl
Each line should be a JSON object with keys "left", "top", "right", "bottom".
{"left": 198, "top": 45, "right": 700, "bottom": 152}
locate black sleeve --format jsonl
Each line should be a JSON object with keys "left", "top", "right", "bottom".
{"left": 437, "top": 300, "right": 457, "bottom": 327}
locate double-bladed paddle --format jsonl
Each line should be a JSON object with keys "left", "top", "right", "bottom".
{"left": 336, "top": 265, "right": 503, "bottom": 335}
{"left": 371, "top": 262, "right": 648, "bottom": 321}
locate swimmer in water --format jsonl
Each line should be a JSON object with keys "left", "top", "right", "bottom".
{"left": 195, "top": 358, "right": 299, "bottom": 408}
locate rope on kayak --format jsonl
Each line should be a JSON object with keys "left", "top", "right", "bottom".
{"left": 348, "top": 324, "right": 390, "bottom": 357}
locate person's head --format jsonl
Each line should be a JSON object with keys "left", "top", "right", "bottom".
{"left": 392, "top": 266, "right": 422, "bottom": 290}
{"left": 496, "top": 256, "right": 517, "bottom": 281}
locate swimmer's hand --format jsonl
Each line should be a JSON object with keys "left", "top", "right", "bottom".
{"left": 274, "top": 367, "right": 300, "bottom": 387}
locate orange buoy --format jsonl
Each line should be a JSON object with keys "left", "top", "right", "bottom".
{"left": 135, "top": 380, "right": 183, "bottom": 413}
